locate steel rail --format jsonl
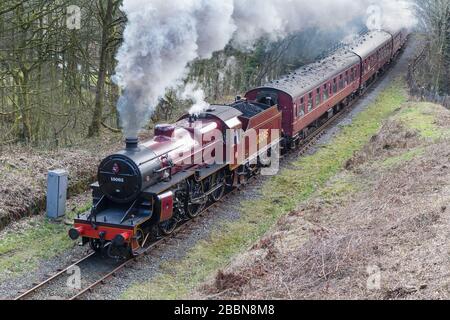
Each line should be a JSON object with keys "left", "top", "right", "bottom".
{"left": 14, "top": 186, "right": 241, "bottom": 301}
{"left": 14, "top": 252, "right": 96, "bottom": 300}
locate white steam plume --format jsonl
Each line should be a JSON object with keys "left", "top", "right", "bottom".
{"left": 375, "top": 0, "right": 417, "bottom": 31}
{"left": 181, "top": 83, "right": 210, "bottom": 116}
{"left": 114, "top": 0, "right": 417, "bottom": 137}
{"left": 114, "top": 0, "right": 235, "bottom": 137}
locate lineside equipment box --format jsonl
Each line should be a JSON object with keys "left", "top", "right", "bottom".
{"left": 47, "top": 169, "right": 68, "bottom": 219}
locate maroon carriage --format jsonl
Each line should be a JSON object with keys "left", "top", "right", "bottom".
{"left": 245, "top": 48, "right": 360, "bottom": 146}
{"left": 245, "top": 29, "right": 409, "bottom": 147}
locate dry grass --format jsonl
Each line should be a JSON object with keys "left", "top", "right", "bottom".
{"left": 0, "top": 131, "right": 152, "bottom": 230}
{"left": 195, "top": 102, "right": 450, "bottom": 300}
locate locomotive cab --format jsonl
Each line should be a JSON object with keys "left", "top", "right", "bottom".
{"left": 255, "top": 91, "right": 279, "bottom": 107}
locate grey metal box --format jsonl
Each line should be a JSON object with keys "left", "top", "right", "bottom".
{"left": 47, "top": 169, "right": 68, "bottom": 219}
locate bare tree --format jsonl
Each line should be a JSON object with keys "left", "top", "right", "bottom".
{"left": 0, "top": 0, "right": 125, "bottom": 144}
{"left": 415, "top": 0, "right": 450, "bottom": 93}
{"left": 88, "top": 0, "right": 124, "bottom": 137}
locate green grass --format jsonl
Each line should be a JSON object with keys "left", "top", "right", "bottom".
{"left": 381, "top": 147, "right": 425, "bottom": 169}
{"left": 395, "top": 102, "right": 450, "bottom": 140}
{"left": 0, "top": 203, "right": 90, "bottom": 281}
{"left": 122, "top": 79, "right": 408, "bottom": 300}
{"left": 319, "top": 172, "right": 361, "bottom": 205}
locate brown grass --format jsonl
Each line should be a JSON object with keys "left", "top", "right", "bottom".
{"left": 195, "top": 103, "right": 450, "bottom": 300}
{"left": 0, "top": 131, "right": 152, "bottom": 230}
{"left": 345, "top": 120, "right": 420, "bottom": 170}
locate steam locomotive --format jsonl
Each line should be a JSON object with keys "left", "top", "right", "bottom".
{"left": 69, "top": 28, "right": 408, "bottom": 258}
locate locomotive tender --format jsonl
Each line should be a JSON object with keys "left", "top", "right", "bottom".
{"left": 69, "top": 28, "right": 408, "bottom": 257}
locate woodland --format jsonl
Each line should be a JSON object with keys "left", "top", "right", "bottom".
{"left": 0, "top": 1, "right": 445, "bottom": 146}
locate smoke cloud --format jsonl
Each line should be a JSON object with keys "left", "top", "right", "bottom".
{"left": 376, "top": 0, "right": 417, "bottom": 31}
{"left": 181, "top": 83, "right": 210, "bottom": 116}
{"left": 114, "top": 0, "right": 417, "bottom": 137}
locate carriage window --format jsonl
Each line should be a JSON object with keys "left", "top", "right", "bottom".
{"left": 316, "top": 88, "right": 321, "bottom": 106}
{"left": 333, "top": 78, "right": 337, "bottom": 93}
{"left": 308, "top": 92, "right": 313, "bottom": 112}
{"left": 345, "top": 71, "right": 349, "bottom": 86}
{"left": 324, "top": 84, "right": 329, "bottom": 100}
{"left": 298, "top": 98, "right": 305, "bottom": 117}
{"left": 350, "top": 68, "right": 355, "bottom": 82}
{"left": 339, "top": 75, "right": 344, "bottom": 90}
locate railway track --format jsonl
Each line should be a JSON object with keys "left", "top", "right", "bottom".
{"left": 12, "top": 103, "right": 356, "bottom": 300}
{"left": 14, "top": 185, "right": 245, "bottom": 300}
{"left": 13, "top": 51, "right": 401, "bottom": 300}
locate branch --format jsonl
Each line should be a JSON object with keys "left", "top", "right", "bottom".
{"left": 0, "top": 0, "right": 27, "bottom": 16}
{"left": 101, "top": 121, "right": 122, "bottom": 133}
{"left": 0, "top": 138, "right": 18, "bottom": 146}
{"left": 0, "top": 110, "right": 18, "bottom": 116}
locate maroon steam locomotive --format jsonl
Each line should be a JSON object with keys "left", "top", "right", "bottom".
{"left": 69, "top": 28, "right": 408, "bottom": 257}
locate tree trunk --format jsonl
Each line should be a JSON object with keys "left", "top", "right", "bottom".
{"left": 15, "top": 70, "right": 32, "bottom": 142}
{"left": 88, "top": 0, "right": 114, "bottom": 137}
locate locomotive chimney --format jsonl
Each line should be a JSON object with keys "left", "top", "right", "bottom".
{"left": 188, "top": 114, "right": 197, "bottom": 124}
{"left": 125, "top": 137, "right": 139, "bottom": 150}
